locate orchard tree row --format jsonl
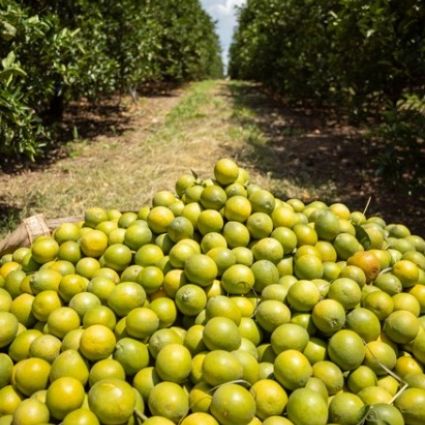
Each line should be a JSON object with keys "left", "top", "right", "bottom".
{"left": 229, "top": 0, "right": 425, "bottom": 164}
{"left": 0, "top": 0, "right": 223, "bottom": 159}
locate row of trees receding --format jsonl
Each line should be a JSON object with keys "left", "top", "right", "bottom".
{"left": 229, "top": 0, "right": 425, "bottom": 180}
{"left": 0, "top": 0, "right": 223, "bottom": 159}
{"left": 230, "top": 0, "right": 424, "bottom": 110}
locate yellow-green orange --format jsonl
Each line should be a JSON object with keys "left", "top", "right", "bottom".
{"left": 79, "top": 325, "right": 116, "bottom": 361}
{"left": 108, "top": 282, "right": 146, "bottom": 317}
{"left": 250, "top": 379, "right": 288, "bottom": 419}
{"left": 294, "top": 255, "right": 323, "bottom": 280}
{"left": 222, "top": 264, "right": 255, "bottom": 294}
{"left": 50, "top": 349, "right": 89, "bottom": 384}
{"left": 271, "top": 323, "right": 309, "bottom": 354}
{"left": 210, "top": 383, "right": 256, "bottom": 425}
{"left": 0, "top": 312, "right": 18, "bottom": 348}
{"left": 155, "top": 343, "right": 192, "bottom": 383}
{"left": 384, "top": 310, "right": 420, "bottom": 344}
{"left": 287, "top": 279, "right": 321, "bottom": 312}
{"left": 312, "top": 361, "right": 344, "bottom": 395}
{"left": 274, "top": 350, "right": 312, "bottom": 390}
{"left": 148, "top": 381, "right": 189, "bottom": 422}
{"left": 346, "top": 307, "right": 381, "bottom": 342}
{"left": 11, "top": 398, "right": 50, "bottom": 425}
{"left": 202, "top": 350, "right": 243, "bottom": 386}
{"left": 147, "top": 206, "right": 174, "bottom": 234}
{"left": 364, "top": 340, "right": 397, "bottom": 375}
{"left": 62, "top": 408, "right": 100, "bottom": 425}
{"left": 89, "top": 359, "right": 125, "bottom": 386}
{"left": 46, "top": 376, "right": 85, "bottom": 420}
{"left": 203, "top": 317, "right": 241, "bottom": 351}
{"left": 255, "top": 300, "right": 291, "bottom": 332}
{"left": 328, "top": 330, "right": 366, "bottom": 371}
{"left": 175, "top": 284, "right": 207, "bottom": 316}
{"left": 184, "top": 254, "right": 218, "bottom": 286}
{"left": 113, "top": 337, "right": 149, "bottom": 376}
{"left": 125, "top": 307, "right": 159, "bottom": 339}
{"left": 12, "top": 357, "right": 50, "bottom": 396}
{"left": 31, "top": 237, "right": 59, "bottom": 264}
{"left": 286, "top": 388, "right": 328, "bottom": 425}
{"left": 214, "top": 158, "right": 239, "bottom": 185}
{"left": 312, "top": 299, "right": 346, "bottom": 335}
{"left": 394, "top": 388, "right": 425, "bottom": 425}
{"left": 88, "top": 378, "right": 136, "bottom": 425}
{"left": 329, "top": 392, "right": 365, "bottom": 425}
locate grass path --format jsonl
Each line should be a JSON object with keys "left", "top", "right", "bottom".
{"left": 1, "top": 79, "right": 423, "bottom": 237}
{"left": 0, "top": 80, "right": 263, "bottom": 235}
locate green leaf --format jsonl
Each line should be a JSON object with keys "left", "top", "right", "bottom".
{"left": 0, "top": 67, "right": 27, "bottom": 82}
{"left": 72, "top": 126, "right": 79, "bottom": 140}
{"left": 355, "top": 225, "right": 372, "bottom": 249}
{"left": 0, "top": 20, "right": 17, "bottom": 41}
{"left": 27, "top": 16, "right": 40, "bottom": 25}
{"left": 2, "top": 51, "right": 16, "bottom": 69}
{"left": 366, "top": 29, "right": 375, "bottom": 38}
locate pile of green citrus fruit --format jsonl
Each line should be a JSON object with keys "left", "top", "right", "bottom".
{"left": 1, "top": 158, "right": 425, "bottom": 425}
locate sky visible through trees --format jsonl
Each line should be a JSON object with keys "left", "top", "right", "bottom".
{"left": 201, "top": 0, "right": 246, "bottom": 69}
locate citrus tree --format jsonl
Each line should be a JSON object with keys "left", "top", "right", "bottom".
{"left": 229, "top": 0, "right": 425, "bottom": 178}
{"left": 0, "top": 0, "right": 222, "bottom": 160}
{"left": 230, "top": 0, "right": 425, "bottom": 109}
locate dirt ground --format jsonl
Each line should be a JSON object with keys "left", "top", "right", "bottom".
{"left": 226, "top": 82, "right": 425, "bottom": 236}
{"left": 0, "top": 80, "right": 424, "bottom": 237}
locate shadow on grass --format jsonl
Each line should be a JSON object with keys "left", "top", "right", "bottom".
{"left": 0, "top": 203, "right": 22, "bottom": 238}
{"left": 59, "top": 99, "right": 131, "bottom": 141}
{"left": 137, "top": 81, "right": 184, "bottom": 98}
{"left": 0, "top": 98, "right": 132, "bottom": 175}
{"left": 225, "top": 81, "right": 425, "bottom": 236}
{"left": 0, "top": 83, "right": 184, "bottom": 174}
